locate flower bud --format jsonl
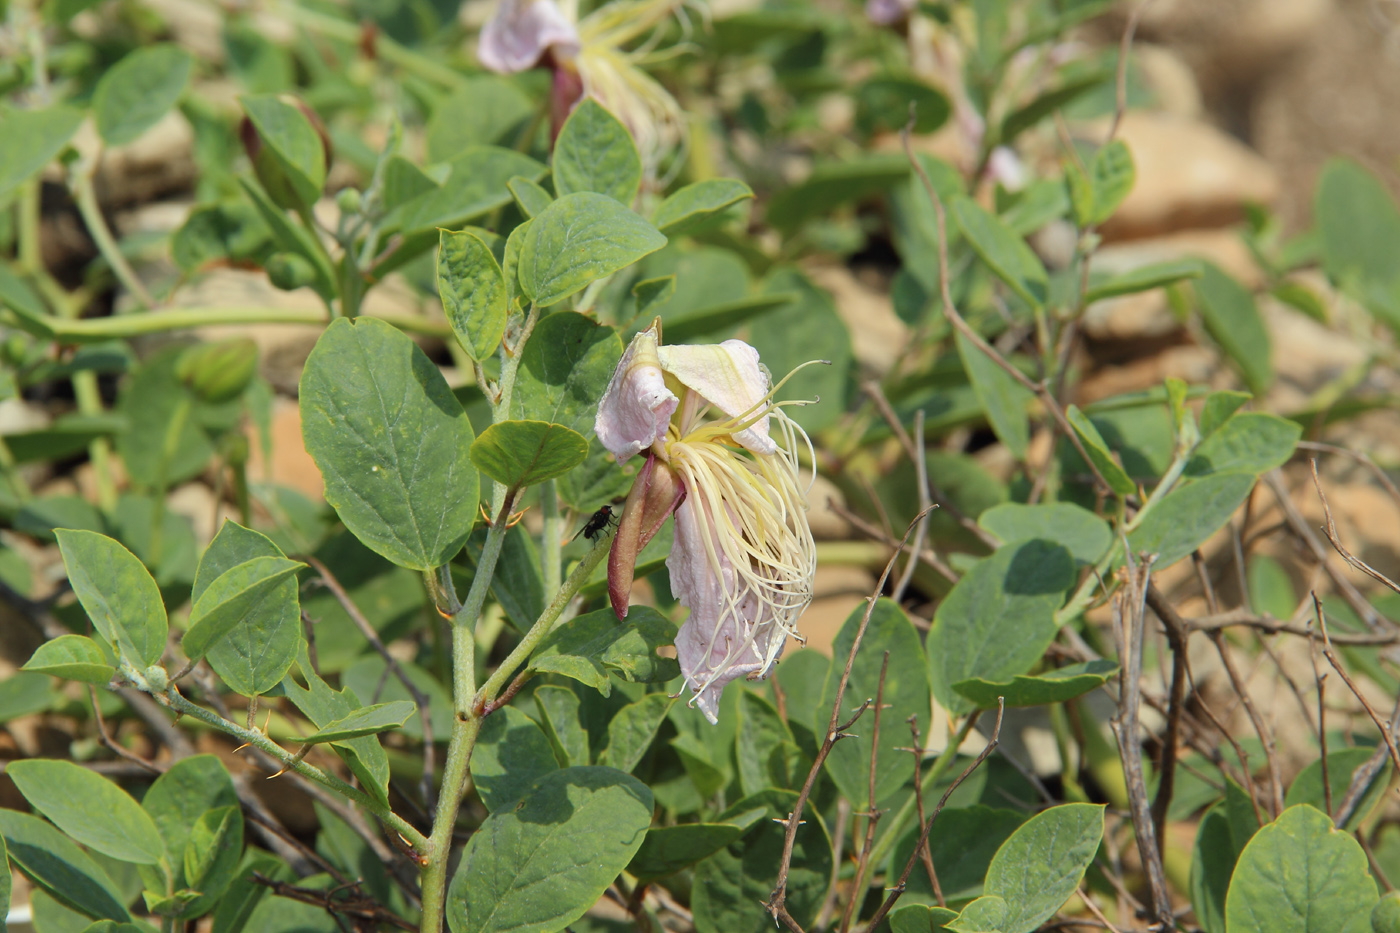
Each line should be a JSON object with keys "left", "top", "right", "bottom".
{"left": 266, "top": 252, "right": 318, "bottom": 291}
{"left": 335, "top": 187, "right": 362, "bottom": 216}
{"left": 176, "top": 339, "right": 259, "bottom": 404}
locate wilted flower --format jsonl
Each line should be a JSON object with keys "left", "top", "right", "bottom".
{"left": 594, "top": 322, "right": 819, "bottom": 723}
{"left": 477, "top": 0, "right": 689, "bottom": 174}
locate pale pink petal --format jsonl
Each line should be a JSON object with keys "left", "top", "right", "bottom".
{"left": 865, "top": 0, "right": 913, "bottom": 25}
{"left": 478, "top": 0, "right": 581, "bottom": 74}
{"left": 595, "top": 328, "right": 678, "bottom": 461}
{"left": 656, "top": 339, "right": 775, "bottom": 455}
{"left": 668, "top": 493, "right": 782, "bottom": 723}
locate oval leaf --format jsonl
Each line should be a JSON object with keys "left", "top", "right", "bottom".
{"left": 470, "top": 419, "right": 588, "bottom": 488}
{"left": 471, "top": 704, "right": 560, "bottom": 812}
{"left": 517, "top": 193, "right": 667, "bottom": 307}
{"left": 7, "top": 759, "right": 166, "bottom": 865}
{"left": 653, "top": 178, "right": 753, "bottom": 236}
{"left": 1196, "top": 263, "right": 1272, "bottom": 394}
{"left": 302, "top": 700, "right": 416, "bottom": 744}
{"left": 1127, "top": 472, "right": 1256, "bottom": 570}
{"left": 528, "top": 605, "right": 680, "bottom": 695}
{"left": 446, "top": 767, "right": 654, "bottom": 933}
{"left": 400, "top": 146, "right": 547, "bottom": 233}
{"left": 1225, "top": 804, "right": 1377, "bottom": 933}
{"left": 93, "top": 45, "right": 192, "bottom": 146}
{"left": 241, "top": 95, "right": 326, "bottom": 209}
{"left": 553, "top": 98, "right": 642, "bottom": 205}
{"left": 182, "top": 556, "right": 304, "bottom": 661}
{"left": 0, "top": 809, "right": 131, "bottom": 922}
{"left": 513, "top": 311, "right": 623, "bottom": 434}
{"left": 953, "top": 196, "right": 1049, "bottom": 308}
{"left": 984, "top": 803, "right": 1105, "bottom": 933}
{"left": 978, "top": 502, "right": 1111, "bottom": 566}
{"left": 55, "top": 529, "right": 168, "bottom": 668}
{"left": 22, "top": 634, "right": 115, "bottom": 684}
{"left": 953, "top": 660, "right": 1118, "bottom": 709}
{"left": 300, "top": 317, "right": 479, "bottom": 571}
{"left": 0, "top": 106, "right": 85, "bottom": 199}
{"left": 438, "top": 229, "right": 508, "bottom": 363}
{"left": 1065, "top": 405, "right": 1136, "bottom": 497}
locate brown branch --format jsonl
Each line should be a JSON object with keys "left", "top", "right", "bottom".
{"left": 893, "top": 410, "right": 933, "bottom": 602}
{"left": 765, "top": 508, "right": 935, "bottom": 931}
{"left": 1307, "top": 622, "right": 1332, "bottom": 818}
{"left": 1184, "top": 608, "right": 1400, "bottom": 645}
{"left": 305, "top": 555, "right": 438, "bottom": 809}
{"left": 1310, "top": 460, "right": 1400, "bottom": 595}
{"left": 838, "top": 652, "right": 890, "bottom": 933}
{"left": 1205, "top": 627, "right": 1284, "bottom": 817}
{"left": 828, "top": 499, "right": 957, "bottom": 583}
{"left": 1315, "top": 596, "right": 1400, "bottom": 783}
{"left": 1297, "top": 440, "right": 1400, "bottom": 513}
{"left": 250, "top": 873, "right": 416, "bottom": 931}
{"left": 1143, "top": 586, "right": 1186, "bottom": 848}
{"left": 864, "top": 700, "right": 1005, "bottom": 932}
{"left": 905, "top": 716, "right": 944, "bottom": 907}
{"left": 1335, "top": 693, "right": 1400, "bottom": 828}
{"left": 1106, "top": 555, "right": 1173, "bottom": 931}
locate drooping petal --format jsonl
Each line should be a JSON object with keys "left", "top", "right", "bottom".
{"left": 478, "top": 0, "right": 581, "bottom": 74}
{"left": 595, "top": 326, "right": 678, "bottom": 461}
{"left": 656, "top": 340, "right": 776, "bottom": 455}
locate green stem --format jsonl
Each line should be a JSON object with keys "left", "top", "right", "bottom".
{"left": 418, "top": 714, "right": 482, "bottom": 933}
{"left": 275, "top": 1, "right": 466, "bottom": 88}
{"left": 0, "top": 435, "right": 31, "bottom": 502}
{"left": 158, "top": 686, "right": 426, "bottom": 849}
{"left": 3, "top": 306, "right": 451, "bottom": 344}
{"left": 541, "top": 480, "right": 562, "bottom": 601}
{"left": 72, "top": 370, "right": 117, "bottom": 510}
{"left": 449, "top": 514, "right": 509, "bottom": 715}
{"left": 71, "top": 172, "right": 155, "bottom": 311}
{"left": 865, "top": 713, "right": 983, "bottom": 873}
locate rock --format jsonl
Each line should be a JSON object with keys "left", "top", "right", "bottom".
{"left": 806, "top": 472, "right": 853, "bottom": 540}
{"left": 804, "top": 264, "right": 908, "bottom": 377}
{"left": 1076, "top": 345, "right": 1219, "bottom": 403}
{"left": 1095, "top": 112, "right": 1279, "bottom": 240}
{"left": 96, "top": 111, "right": 197, "bottom": 210}
{"left": 1081, "top": 229, "right": 1263, "bottom": 341}
{"left": 791, "top": 564, "right": 879, "bottom": 656}
{"left": 1134, "top": 44, "right": 1204, "bottom": 119}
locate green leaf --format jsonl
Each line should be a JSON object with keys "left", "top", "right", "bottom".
{"left": 1084, "top": 258, "right": 1202, "bottom": 303}
{"left": 55, "top": 529, "right": 168, "bottom": 668}
{"left": 750, "top": 269, "right": 853, "bottom": 433}
{"left": 517, "top": 192, "right": 667, "bottom": 307}
{"left": 1065, "top": 405, "right": 1137, "bottom": 496}
{"left": 280, "top": 647, "right": 393, "bottom": 808}
{"left": 7, "top": 759, "right": 166, "bottom": 865}
{"left": 1185, "top": 412, "right": 1300, "bottom": 477}
{"left": 890, "top": 904, "right": 959, "bottom": 933}
{"left": 1196, "top": 263, "right": 1272, "bottom": 394}
{"left": 470, "top": 420, "right": 588, "bottom": 488}
{"left": 955, "top": 330, "right": 1032, "bottom": 458}
{"left": 984, "top": 803, "right": 1104, "bottom": 933}
{"left": 1271, "top": 280, "right": 1330, "bottom": 324}
{"left": 1127, "top": 472, "right": 1256, "bottom": 570}
{"left": 0, "top": 809, "right": 132, "bottom": 922}
{"left": 438, "top": 229, "right": 508, "bottom": 363}
{"left": 114, "top": 346, "right": 216, "bottom": 489}
{"left": 953, "top": 660, "right": 1118, "bottom": 709}
{"left": 299, "top": 317, "right": 479, "bottom": 571}
{"left": 599, "top": 693, "right": 675, "bottom": 774}
{"left": 660, "top": 293, "right": 796, "bottom": 344}
{"left": 947, "top": 895, "right": 1010, "bottom": 933}
{"left": 1315, "top": 158, "right": 1400, "bottom": 295}
{"left": 0, "top": 671, "right": 57, "bottom": 721}
{"left": 928, "top": 540, "right": 1075, "bottom": 715}
{"left": 895, "top": 806, "right": 1028, "bottom": 906}
{"left": 197, "top": 521, "right": 301, "bottom": 697}
{"left": 209, "top": 848, "right": 284, "bottom": 933}
{"left": 0, "top": 106, "right": 84, "bottom": 199}
{"left": 343, "top": 655, "right": 449, "bottom": 741}
{"left": 237, "top": 177, "right": 336, "bottom": 300}
{"left": 953, "top": 196, "right": 1049, "bottom": 308}
{"left": 535, "top": 684, "right": 590, "bottom": 767}
{"left": 528, "top": 605, "right": 679, "bottom": 696}
{"left": 241, "top": 95, "right": 326, "bottom": 208}
{"left": 1084, "top": 139, "right": 1134, "bottom": 226}
{"left": 180, "top": 807, "right": 243, "bottom": 916}
{"left": 183, "top": 556, "right": 304, "bottom": 661}
{"left": 22, "top": 634, "right": 115, "bottom": 684}
{"left": 142, "top": 755, "right": 239, "bottom": 893}
{"left": 1191, "top": 803, "right": 1244, "bottom": 933}
{"left": 426, "top": 75, "right": 534, "bottom": 160}
{"left": 1285, "top": 748, "right": 1392, "bottom": 832}
{"left": 446, "top": 767, "right": 654, "bottom": 933}
{"left": 633, "top": 275, "right": 677, "bottom": 316}
{"left": 1225, "top": 804, "right": 1377, "bottom": 933}
{"left": 513, "top": 311, "right": 623, "bottom": 436}
{"left": 766, "top": 152, "right": 909, "bottom": 233}
{"left": 1000, "top": 69, "right": 1111, "bottom": 143}
{"left": 816, "top": 599, "right": 930, "bottom": 806}
{"left": 507, "top": 175, "right": 553, "bottom": 218}
{"left": 978, "top": 502, "right": 1111, "bottom": 565}
{"left": 691, "top": 790, "right": 832, "bottom": 933}
{"left": 301, "top": 700, "right": 415, "bottom": 743}
{"left": 735, "top": 691, "right": 802, "bottom": 796}
{"left": 628, "top": 823, "right": 745, "bottom": 884}
{"left": 653, "top": 179, "right": 754, "bottom": 236}
{"left": 471, "top": 704, "right": 561, "bottom": 811}
{"left": 855, "top": 75, "right": 951, "bottom": 137}
{"left": 400, "top": 146, "right": 547, "bottom": 233}
{"left": 553, "top": 99, "right": 642, "bottom": 205}
{"left": 1199, "top": 390, "right": 1252, "bottom": 438}
{"left": 93, "top": 45, "right": 191, "bottom": 146}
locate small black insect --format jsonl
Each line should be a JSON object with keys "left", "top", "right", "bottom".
{"left": 572, "top": 504, "right": 617, "bottom": 542}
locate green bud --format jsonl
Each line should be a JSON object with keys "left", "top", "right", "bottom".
{"left": 2, "top": 334, "right": 30, "bottom": 367}
{"left": 266, "top": 252, "right": 318, "bottom": 291}
{"left": 221, "top": 431, "right": 250, "bottom": 466}
{"left": 176, "top": 338, "right": 259, "bottom": 403}
{"left": 1373, "top": 891, "right": 1400, "bottom": 933}
{"left": 336, "top": 187, "right": 362, "bottom": 215}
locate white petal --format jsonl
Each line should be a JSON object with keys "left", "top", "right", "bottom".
{"left": 595, "top": 327, "right": 677, "bottom": 461}
{"left": 478, "top": 0, "right": 580, "bottom": 74}
{"left": 656, "top": 339, "right": 776, "bottom": 455}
